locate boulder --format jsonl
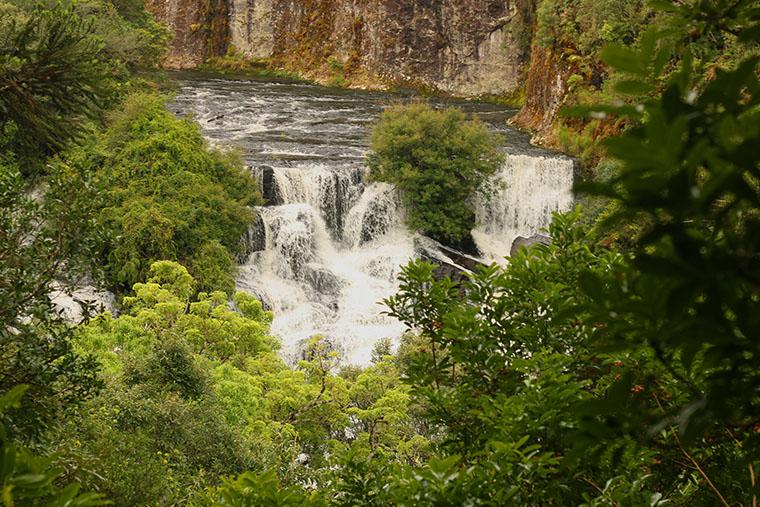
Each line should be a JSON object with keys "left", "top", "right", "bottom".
{"left": 509, "top": 234, "right": 551, "bottom": 257}
{"left": 237, "top": 210, "right": 267, "bottom": 262}
{"left": 303, "top": 264, "right": 344, "bottom": 296}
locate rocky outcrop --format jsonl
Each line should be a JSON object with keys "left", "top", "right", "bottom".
{"left": 152, "top": 0, "right": 529, "bottom": 96}
{"left": 511, "top": 44, "right": 572, "bottom": 143}
{"left": 509, "top": 233, "right": 550, "bottom": 257}
{"left": 50, "top": 281, "right": 116, "bottom": 323}
{"left": 256, "top": 165, "right": 280, "bottom": 204}
{"left": 146, "top": 0, "right": 230, "bottom": 68}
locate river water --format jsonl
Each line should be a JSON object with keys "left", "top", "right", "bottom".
{"left": 169, "top": 73, "right": 574, "bottom": 364}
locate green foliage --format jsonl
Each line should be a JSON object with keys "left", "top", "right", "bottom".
{"left": 83, "top": 261, "right": 276, "bottom": 365}
{"left": 0, "top": 0, "right": 169, "bottom": 457}
{"left": 193, "top": 240, "right": 237, "bottom": 295}
{"left": 51, "top": 262, "right": 276, "bottom": 504}
{"left": 571, "top": 1, "right": 760, "bottom": 495}
{"left": 0, "top": 3, "right": 115, "bottom": 173}
{"left": 92, "top": 93, "right": 261, "bottom": 290}
{"left": 368, "top": 103, "right": 504, "bottom": 247}
{"left": 326, "top": 56, "right": 348, "bottom": 88}
{"left": 0, "top": 386, "right": 107, "bottom": 506}
{"left": 202, "top": 46, "right": 308, "bottom": 82}
{"left": 536, "top": 0, "right": 652, "bottom": 56}
{"left": 201, "top": 470, "right": 321, "bottom": 506}
{"left": 76, "top": 0, "right": 169, "bottom": 70}
{"left": 0, "top": 162, "right": 103, "bottom": 442}
{"left": 383, "top": 212, "right": 638, "bottom": 505}
{"left": 57, "top": 263, "right": 437, "bottom": 504}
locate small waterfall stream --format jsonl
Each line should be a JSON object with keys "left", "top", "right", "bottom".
{"left": 170, "top": 73, "right": 574, "bottom": 363}
{"left": 474, "top": 154, "right": 575, "bottom": 261}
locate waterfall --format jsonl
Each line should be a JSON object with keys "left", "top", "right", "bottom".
{"left": 473, "top": 153, "right": 575, "bottom": 262}
{"left": 342, "top": 182, "right": 403, "bottom": 248}
{"left": 171, "top": 75, "right": 575, "bottom": 365}
{"left": 253, "top": 165, "right": 363, "bottom": 238}
{"left": 238, "top": 165, "right": 413, "bottom": 364}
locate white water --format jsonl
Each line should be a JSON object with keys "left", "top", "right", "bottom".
{"left": 474, "top": 154, "right": 575, "bottom": 263}
{"left": 237, "top": 177, "right": 412, "bottom": 364}
{"left": 171, "top": 75, "right": 574, "bottom": 364}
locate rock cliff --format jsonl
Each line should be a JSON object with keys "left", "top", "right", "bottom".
{"left": 147, "top": 0, "right": 528, "bottom": 96}
{"left": 511, "top": 44, "right": 571, "bottom": 143}
{"left": 146, "top": 0, "right": 229, "bottom": 68}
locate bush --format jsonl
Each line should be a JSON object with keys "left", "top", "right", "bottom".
{"left": 368, "top": 103, "right": 503, "bottom": 248}
{"left": 94, "top": 93, "right": 262, "bottom": 290}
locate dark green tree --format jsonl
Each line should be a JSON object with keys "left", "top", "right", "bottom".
{"left": 570, "top": 1, "right": 760, "bottom": 503}
{"left": 368, "top": 103, "right": 504, "bottom": 249}
{"left": 0, "top": 3, "right": 114, "bottom": 173}
{"left": 0, "top": 386, "right": 106, "bottom": 506}
{"left": 0, "top": 162, "right": 103, "bottom": 442}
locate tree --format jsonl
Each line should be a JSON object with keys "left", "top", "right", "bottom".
{"left": 54, "top": 262, "right": 277, "bottom": 504}
{"left": 0, "top": 161, "right": 103, "bottom": 442}
{"left": 92, "top": 93, "right": 261, "bottom": 290}
{"left": 368, "top": 103, "right": 504, "bottom": 249}
{"left": 383, "top": 212, "right": 631, "bottom": 505}
{"left": 0, "top": 3, "right": 114, "bottom": 173}
{"left": 0, "top": 386, "right": 106, "bottom": 506}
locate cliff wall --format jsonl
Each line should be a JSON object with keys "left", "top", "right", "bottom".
{"left": 148, "top": 0, "right": 527, "bottom": 96}
{"left": 510, "top": 43, "right": 571, "bottom": 143}
{"left": 145, "top": 0, "right": 230, "bottom": 68}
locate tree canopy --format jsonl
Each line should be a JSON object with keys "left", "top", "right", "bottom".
{"left": 368, "top": 103, "right": 504, "bottom": 249}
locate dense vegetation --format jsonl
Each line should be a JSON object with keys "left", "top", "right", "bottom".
{"left": 532, "top": 0, "right": 758, "bottom": 172}
{"left": 90, "top": 92, "right": 260, "bottom": 292}
{"left": 0, "top": 0, "right": 758, "bottom": 505}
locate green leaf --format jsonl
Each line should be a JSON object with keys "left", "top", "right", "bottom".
{"left": 601, "top": 45, "right": 647, "bottom": 76}
{"left": 614, "top": 80, "right": 655, "bottom": 96}
{"left": 0, "top": 386, "right": 29, "bottom": 414}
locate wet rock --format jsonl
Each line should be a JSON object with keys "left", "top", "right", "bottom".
{"left": 237, "top": 210, "right": 267, "bottom": 262}
{"left": 258, "top": 165, "right": 281, "bottom": 205}
{"left": 437, "top": 243, "right": 487, "bottom": 273}
{"left": 415, "top": 236, "right": 487, "bottom": 282}
{"left": 510, "top": 234, "right": 551, "bottom": 257}
{"left": 303, "top": 264, "right": 344, "bottom": 296}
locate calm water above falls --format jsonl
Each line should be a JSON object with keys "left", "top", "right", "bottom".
{"left": 169, "top": 72, "right": 574, "bottom": 364}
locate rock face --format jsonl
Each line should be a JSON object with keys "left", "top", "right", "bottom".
{"left": 511, "top": 44, "right": 572, "bottom": 143}
{"left": 151, "top": 0, "right": 529, "bottom": 96}
{"left": 146, "top": 0, "right": 229, "bottom": 68}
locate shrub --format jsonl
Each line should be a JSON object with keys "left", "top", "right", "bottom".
{"left": 368, "top": 103, "right": 504, "bottom": 248}
{"left": 94, "top": 93, "right": 262, "bottom": 290}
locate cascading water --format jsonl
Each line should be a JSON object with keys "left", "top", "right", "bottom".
{"left": 170, "top": 73, "right": 574, "bottom": 364}
{"left": 473, "top": 154, "right": 575, "bottom": 262}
